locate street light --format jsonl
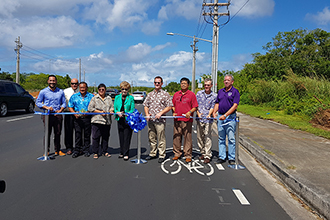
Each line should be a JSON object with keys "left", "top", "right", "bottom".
{"left": 167, "top": 32, "right": 212, "bottom": 93}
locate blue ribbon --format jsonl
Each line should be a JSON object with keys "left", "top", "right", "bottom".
{"left": 126, "top": 109, "right": 147, "bottom": 133}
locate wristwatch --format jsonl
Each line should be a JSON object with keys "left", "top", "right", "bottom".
{"left": 224, "top": 114, "right": 227, "bottom": 119}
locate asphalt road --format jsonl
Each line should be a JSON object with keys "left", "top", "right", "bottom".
{"left": 0, "top": 105, "right": 294, "bottom": 220}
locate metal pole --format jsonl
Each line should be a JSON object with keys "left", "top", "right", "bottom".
{"left": 79, "top": 58, "right": 81, "bottom": 82}
{"left": 37, "top": 112, "right": 52, "bottom": 161}
{"left": 131, "top": 131, "right": 147, "bottom": 164}
{"left": 15, "top": 36, "right": 22, "bottom": 84}
{"left": 191, "top": 36, "right": 197, "bottom": 93}
{"left": 228, "top": 116, "right": 245, "bottom": 169}
{"left": 212, "top": 0, "right": 219, "bottom": 94}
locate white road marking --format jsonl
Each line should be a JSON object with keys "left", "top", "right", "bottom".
{"left": 7, "top": 116, "right": 33, "bottom": 122}
{"left": 193, "top": 130, "right": 197, "bottom": 133}
{"left": 233, "top": 189, "right": 250, "bottom": 205}
{"left": 215, "top": 163, "right": 225, "bottom": 170}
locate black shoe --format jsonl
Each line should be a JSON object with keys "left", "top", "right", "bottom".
{"left": 72, "top": 153, "right": 79, "bottom": 158}
{"left": 158, "top": 158, "right": 165, "bottom": 163}
{"left": 228, "top": 160, "right": 235, "bottom": 165}
{"left": 146, "top": 155, "right": 156, "bottom": 160}
{"left": 216, "top": 158, "right": 226, "bottom": 164}
{"left": 84, "top": 152, "right": 91, "bottom": 157}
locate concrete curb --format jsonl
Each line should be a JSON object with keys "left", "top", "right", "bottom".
{"left": 239, "top": 133, "right": 330, "bottom": 220}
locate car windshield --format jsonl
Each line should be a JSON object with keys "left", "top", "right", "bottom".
{"left": 133, "top": 92, "right": 143, "bottom": 94}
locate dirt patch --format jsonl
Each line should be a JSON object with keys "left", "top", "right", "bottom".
{"left": 29, "top": 91, "right": 40, "bottom": 98}
{"left": 310, "top": 108, "right": 330, "bottom": 131}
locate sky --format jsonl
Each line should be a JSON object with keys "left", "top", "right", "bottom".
{"left": 0, "top": 0, "right": 330, "bottom": 88}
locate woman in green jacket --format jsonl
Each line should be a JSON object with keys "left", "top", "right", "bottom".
{"left": 114, "top": 81, "right": 135, "bottom": 160}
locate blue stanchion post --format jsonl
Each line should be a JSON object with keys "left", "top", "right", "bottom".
{"left": 228, "top": 116, "right": 245, "bottom": 170}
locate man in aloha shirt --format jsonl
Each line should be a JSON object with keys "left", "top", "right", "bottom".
{"left": 196, "top": 78, "right": 217, "bottom": 164}
{"left": 68, "top": 82, "right": 94, "bottom": 158}
{"left": 143, "top": 76, "right": 173, "bottom": 163}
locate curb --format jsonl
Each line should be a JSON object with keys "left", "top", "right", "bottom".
{"left": 239, "top": 133, "right": 330, "bottom": 220}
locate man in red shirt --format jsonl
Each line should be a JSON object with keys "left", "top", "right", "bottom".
{"left": 172, "top": 77, "right": 198, "bottom": 163}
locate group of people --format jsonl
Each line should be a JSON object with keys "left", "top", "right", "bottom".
{"left": 36, "top": 74, "right": 240, "bottom": 165}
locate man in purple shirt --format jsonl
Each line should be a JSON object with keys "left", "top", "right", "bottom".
{"left": 36, "top": 75, "right": 66, "bottom": 156}
{"left": 213, "top": 74, "right": 240, "bottom": 165}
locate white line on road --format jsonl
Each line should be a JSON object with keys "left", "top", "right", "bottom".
{"left": 7, "top": 116, "right": 34, "bottom": 122}
{"left": 233, "top": 189, "right": 250, "bottom": 205}
{"left": 215, "top": 163, "right": 225, "bottom": 170}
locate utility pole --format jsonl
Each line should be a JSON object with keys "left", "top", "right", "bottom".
{"left": 191, "top": 36, "right": 198, "bottom": 93}
{"left": 79, "top": 58, "right": 81, "bottom": 82}
{"left": 15, "top": 36, "right": 23, "bottom": 84}
{"left": 203, "top": 0, "right": 230, "bottom": 93}
{"left": 83, "top": 69, "right": 85, "bottom": 82}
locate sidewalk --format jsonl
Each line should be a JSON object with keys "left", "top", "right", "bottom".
{"left": 235, "top": 112, "right": 330, "bottom": 219}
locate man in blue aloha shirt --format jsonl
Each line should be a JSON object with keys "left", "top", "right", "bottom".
{"left": 68, "top": 82, "right": 94, "bottom": 158}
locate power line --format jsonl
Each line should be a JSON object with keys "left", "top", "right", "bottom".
{"left": 23, "top": 45, "right": 57, "bottom": 59}
{"left": 196, "top": 0, "right": 207, "bottom": 37}
{"left": 220, "top": 0, "right": 250, "bottom": 30}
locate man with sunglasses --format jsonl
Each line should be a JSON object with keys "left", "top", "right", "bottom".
{"left": 196, "top": 78, "right": 217, "bottom": 164}
{"left": 172, "top": 77, "right": 198, "bottom": 163}
{"left": 63, "top": 78, "right": 79, "bottom": 155}
{"left": 143, "top": 76, "right": 172, "bottom": 163}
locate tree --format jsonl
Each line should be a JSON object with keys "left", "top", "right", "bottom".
{"left": 0, "top": 72, "right": 13, "bottom": 81}
{"left": 242, "top": 28, "right": 330, "bottom": 80}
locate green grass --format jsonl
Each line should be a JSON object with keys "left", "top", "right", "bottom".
{"left": 238, "top": 104, "right": 330, "bottom": 139}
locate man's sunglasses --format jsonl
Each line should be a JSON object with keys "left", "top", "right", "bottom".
{"left": 121, "top": 88, "right": 128, "bottom": 91}
{"left": 154, "top": 82, "right": 161, "bottom": 85}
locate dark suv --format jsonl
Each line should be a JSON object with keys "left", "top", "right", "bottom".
{"left": 0, "top": 80, "right": 35, "bottom": 116}
{"left": 106, "top": 89, "right": 120, "bottom": 100}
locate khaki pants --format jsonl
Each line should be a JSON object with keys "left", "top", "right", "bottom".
{"left": 148, "top": 121, "right": 166, "bottom": 158}
{"left": 173, "top": 121, "right": 193, "bottom": 159}
{"left": 196, "top": 121, "right": 213, "bottom": 159}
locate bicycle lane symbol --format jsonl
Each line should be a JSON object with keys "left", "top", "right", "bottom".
{"left": 161, "top": 158, "right": 214, "bottom": 176}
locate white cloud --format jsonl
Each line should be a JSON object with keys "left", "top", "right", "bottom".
{"left": 84, "top": 0, "right": 153, "bottom": 31}
{"left": 157, "top": 0, "right": 202, "bottom": 21}
{"left": 0, "top": 0, "right": 20, "bottom": 17}
{"left": 0, "top": 16, "right": 92, "bottom": 49}
{"left": 230, "top": 0, "right": 275, "bottom": 18}
{"left": 306, "top": 7, "right": 330, "bottom": 26}
{"left": 0, "top": 0, "right": 94, "bottom": 17}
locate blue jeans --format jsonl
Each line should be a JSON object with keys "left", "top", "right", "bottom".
{"left": 217, "top": 113, "right": 236, "bottom": 160}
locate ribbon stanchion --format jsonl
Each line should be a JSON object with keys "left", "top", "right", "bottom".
{"left": 131, "top": 131, "right": 147, "bottom": 164}
{"left": 126, "top": 110, "right": 147, "bottom": 164}
{"left": 37, "top": 111, "right": 53, "bottom": 161}
{"left": 228, "top": 116, "right": 245, "bottom": 170}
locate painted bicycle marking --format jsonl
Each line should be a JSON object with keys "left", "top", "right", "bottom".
{"left": 161, "top": 158, "right": 214, "bottom": 176}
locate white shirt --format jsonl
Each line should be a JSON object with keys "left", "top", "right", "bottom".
{"left": 64, "top": 87, "right": 78, "bottom": 111}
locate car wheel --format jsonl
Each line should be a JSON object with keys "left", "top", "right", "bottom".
{"left": 26, "top": 101, "right": 35, "bottom": 113}
{"left": 0, "top": 102, "right": 8, "bottom": 116}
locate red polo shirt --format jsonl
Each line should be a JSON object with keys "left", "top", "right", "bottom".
{"left": 172, "top": 90, "right": 198, "bottom": 122}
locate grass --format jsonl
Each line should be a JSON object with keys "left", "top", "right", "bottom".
{"left": 238, "top": 104, "right": 330, "bottom": 139}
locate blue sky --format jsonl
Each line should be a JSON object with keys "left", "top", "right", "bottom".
{"left": 0, "top": 0, "right": 330, "bottom": 87}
